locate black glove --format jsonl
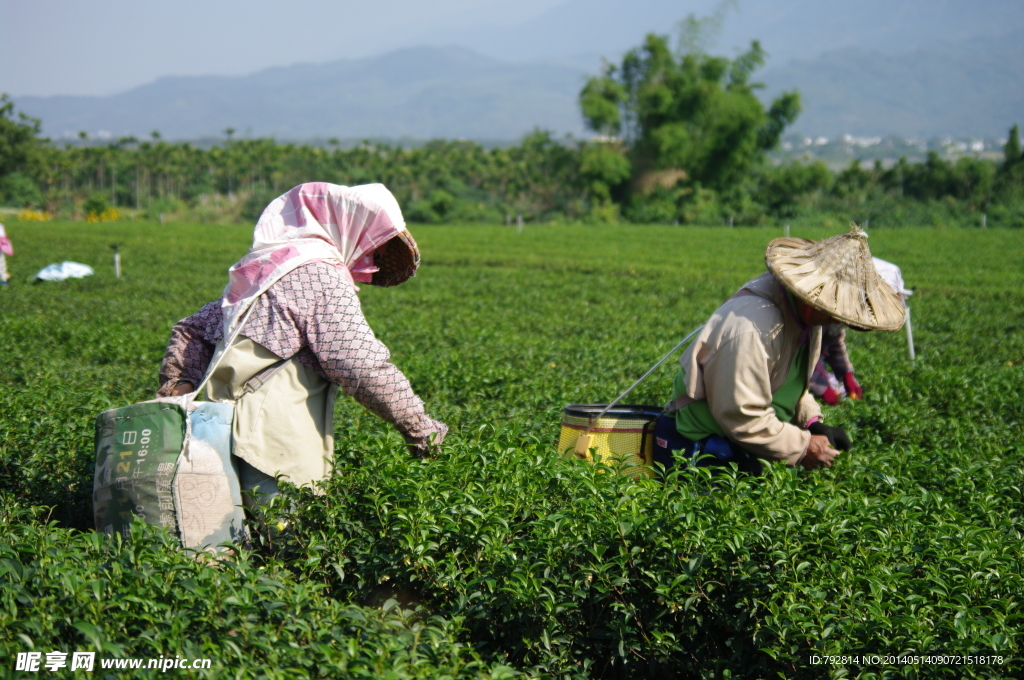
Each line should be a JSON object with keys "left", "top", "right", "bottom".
{"left": 808, "top": 422, "right": 852, "bottom": 451}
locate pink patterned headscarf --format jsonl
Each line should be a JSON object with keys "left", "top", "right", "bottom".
{"left": 221, "top": 182, "right": 408, "bottom": 337}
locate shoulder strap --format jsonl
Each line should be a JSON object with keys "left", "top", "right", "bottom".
{"left": 241, "top": 360, "right": 289, "bottom": 394}
{"left": 193, "top": 299, "right": 261, "bottom": 399}
{"left": 582, "top": 324, "right": 704, "bottom": 436}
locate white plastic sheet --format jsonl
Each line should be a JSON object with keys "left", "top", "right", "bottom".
{"left": 34, "top": 261, "right": 94, "bottom": 281}
{"left": 873, "top": 257, "right": 912, "bottom": 297}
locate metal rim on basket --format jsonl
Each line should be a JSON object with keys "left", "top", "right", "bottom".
{"left": 563, "top": 404, "right": 662, "bottom": 420}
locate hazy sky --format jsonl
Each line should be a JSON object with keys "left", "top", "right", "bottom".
{"left": 0, "top": 0, "right": 564, "bottom": 96}
{"left": 5, "top": 1, "right": 1018, "bottom": 100}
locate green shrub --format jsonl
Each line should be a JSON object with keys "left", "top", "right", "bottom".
{"left": 242, "top": 188, "right": 284, "bottom": 223}
{"left": 0, "top": 171, "right": 43, "bottom": 208}
{"left": 143, "top": 196, "right": 185, "bottom": 221}
{"left": 0, "top": 503, "right": 518, "bottom": 679}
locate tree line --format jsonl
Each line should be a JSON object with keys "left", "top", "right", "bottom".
{"left": 2, "top": 31, "right": 1023, "bottom": 227}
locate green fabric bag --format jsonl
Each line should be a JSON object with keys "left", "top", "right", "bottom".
{"left": 93, "top": 402, "right": 188, "bottom": 539}
{"left": 93, "top": 398, "right": 252, "bottom": 551}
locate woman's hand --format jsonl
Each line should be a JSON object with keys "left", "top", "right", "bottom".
{"left": 169, "top": 381, "right": 195, "bottom": 397}
{"left": 808, "top": 422, "right": 852, "bottom": 451}
{"left": 800, "top": 434, "right": 840, "bottom": 469}
{"left": 407, "top": 422, "right": 448, "bottom": 459}
{"left": 843, "top": 372, "right": 863, "bottom": 399}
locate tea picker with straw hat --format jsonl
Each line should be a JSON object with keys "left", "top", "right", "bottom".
{"left": 157, "top": 183, "right": 447, "bottom": 506}
{"left": 654, "top": 224, "right": 906, "bottom": 473}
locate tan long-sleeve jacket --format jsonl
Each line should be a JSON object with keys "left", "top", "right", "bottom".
{"left": 676, "top": 272, "right": 823, "bottom": 466}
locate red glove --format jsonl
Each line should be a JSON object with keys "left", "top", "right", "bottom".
{"left": 843, "top": 373, "right": 863, "bottom": 400}
{"left": 821, "top": 387, "right": 840, "bottom": 405}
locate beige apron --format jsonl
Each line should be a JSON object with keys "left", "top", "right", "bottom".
{"left": 204, "top": 336, "right": 338, "bottom": 489}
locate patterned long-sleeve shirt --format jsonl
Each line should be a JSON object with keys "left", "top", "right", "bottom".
{"left": 158, "top": 261, "right": 446, "bottom": 454}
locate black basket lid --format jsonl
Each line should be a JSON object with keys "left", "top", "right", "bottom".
{"left": 563, "top": 404, "right": 663, "bottom": 420}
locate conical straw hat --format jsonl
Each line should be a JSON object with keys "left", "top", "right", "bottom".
{"left": 765, "top": 223, "right": 906, "bottom": 331}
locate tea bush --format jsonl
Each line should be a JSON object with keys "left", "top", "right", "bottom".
{"left": 0, "top": 503, "right": 514, "bottom": 680}
{"left": 1, "top": 221, "right": 1022, "bottom": 678}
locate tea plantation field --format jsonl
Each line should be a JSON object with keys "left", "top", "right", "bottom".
{"left": 1, "top": 221, "right": 1022, "bottom": 679}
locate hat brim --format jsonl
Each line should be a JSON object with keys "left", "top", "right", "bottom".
{"left": 370, "top": 230, "right": 420, "bottom": 287}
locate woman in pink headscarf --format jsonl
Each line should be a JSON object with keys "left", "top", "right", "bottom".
{"left": 157, "top": 183, "right": 447, "bottom": 501}
{"left": 0, "top": 223, "right": 13, "bottom": 285}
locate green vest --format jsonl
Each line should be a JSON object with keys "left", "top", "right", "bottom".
{"left": 672, "top": 342, "right": 809, "bottom": 441}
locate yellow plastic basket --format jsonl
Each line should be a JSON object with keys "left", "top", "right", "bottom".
{"left": 558, "top": 404, "right": 662, "bottom": 478}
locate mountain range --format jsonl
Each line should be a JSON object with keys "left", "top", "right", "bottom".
{"left": 13, "top": 0, "right": 1024, "bottom": 142}
{"left": 16, "top": 48, "right": 589, "bottom": 142}
{"left": 408, "top": 0, "right": 1024, "bottom": 69}
{"left": 760, "top": 28, "right": 1024, "bottom": 138}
